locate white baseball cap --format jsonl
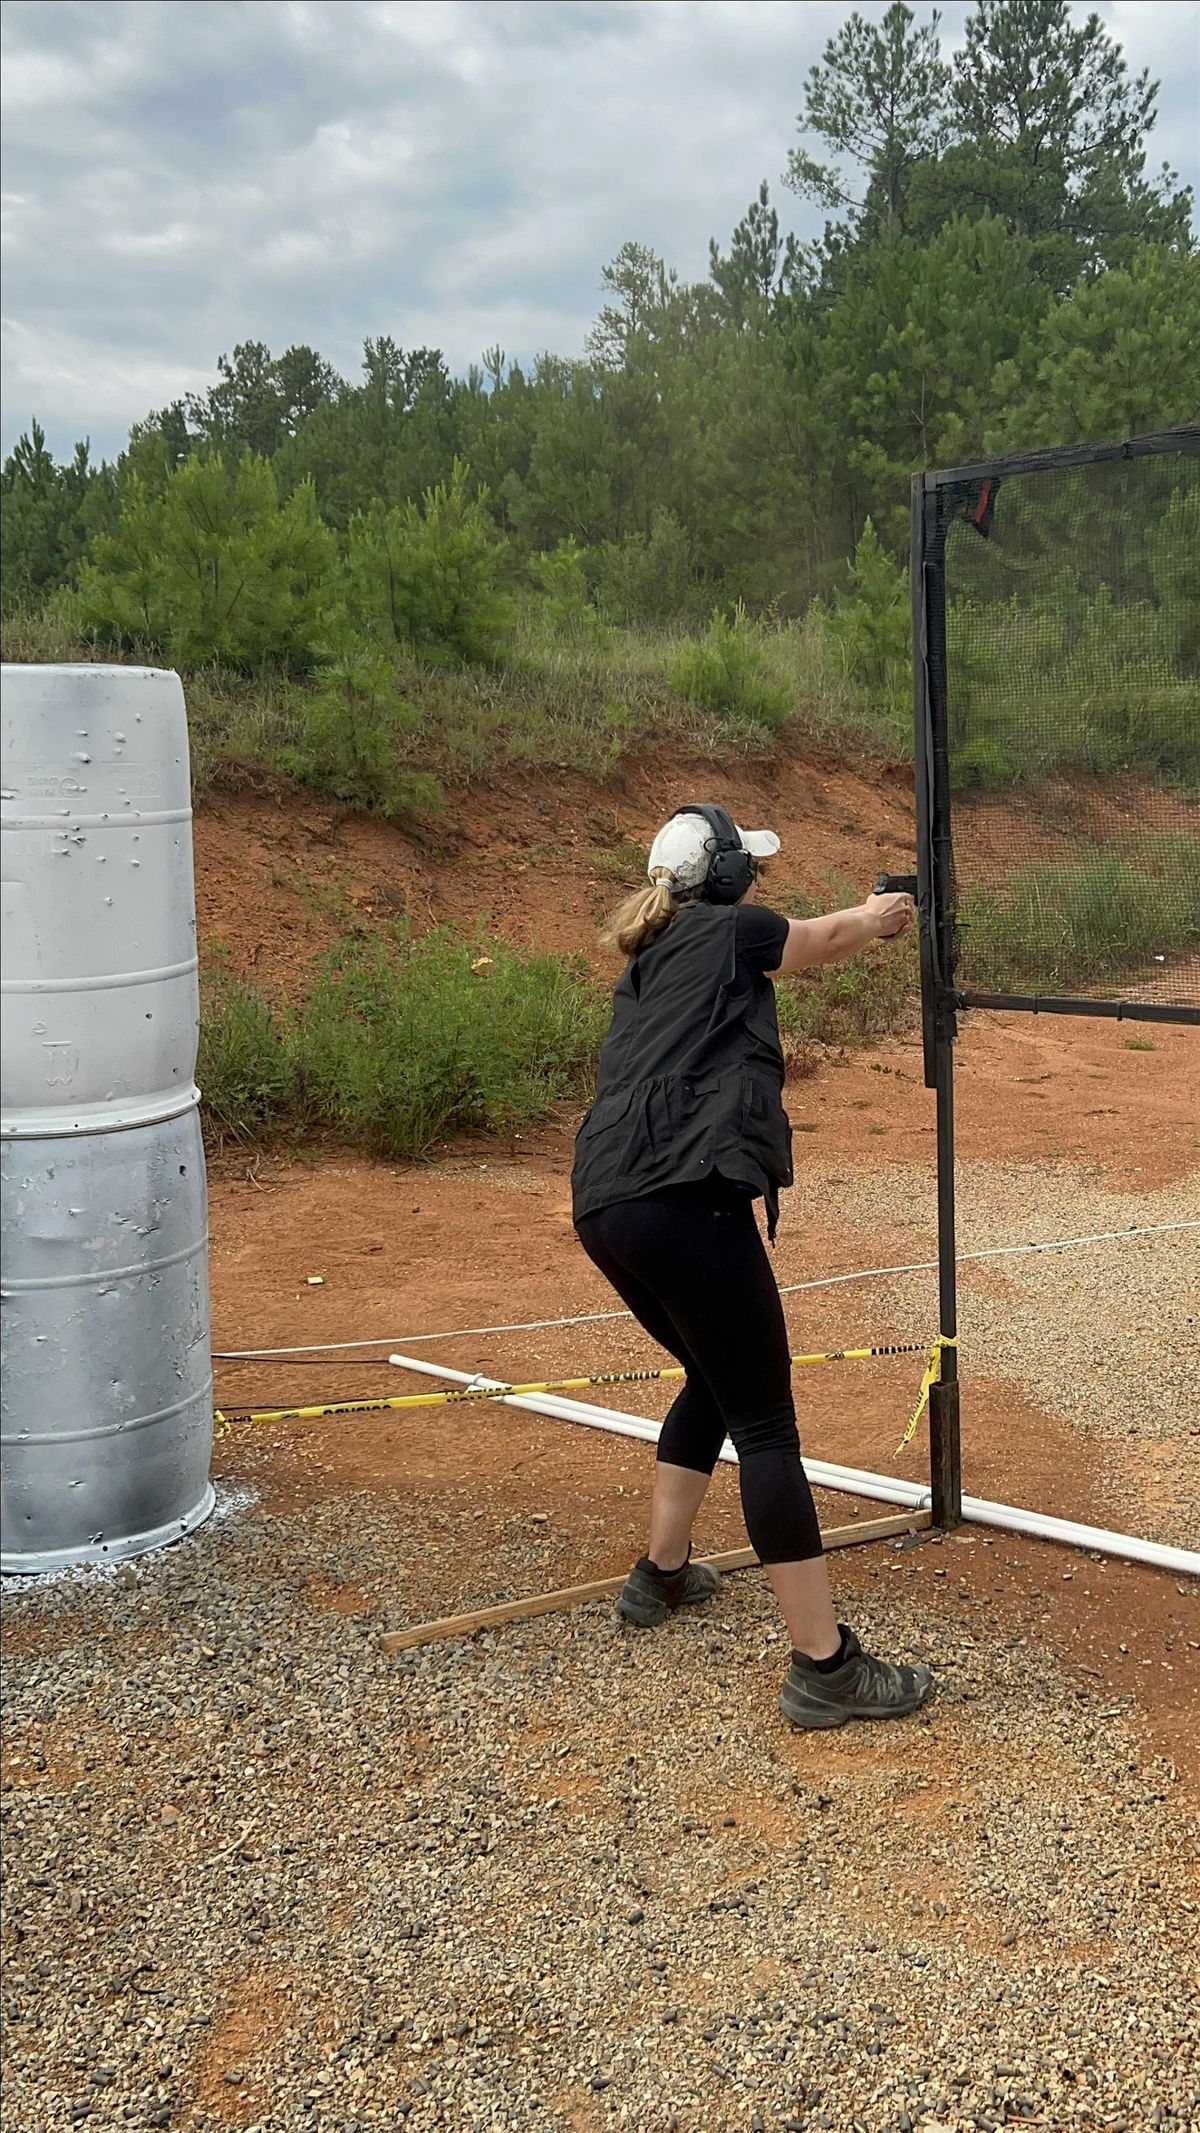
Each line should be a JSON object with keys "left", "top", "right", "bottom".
{"left": 647, "top": 810, "right": 781, "bottom": 893}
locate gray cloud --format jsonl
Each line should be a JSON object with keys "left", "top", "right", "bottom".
{"left": 3, "top": 0, "right": 1197, "bottom": 460}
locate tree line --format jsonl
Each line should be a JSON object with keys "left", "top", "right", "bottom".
{"left": 3, "top": 0, "right": 1198, "bottom": 673}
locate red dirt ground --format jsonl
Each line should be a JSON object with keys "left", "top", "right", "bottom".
{"left": 198, "top": 757, "right": 1200, "bottom": 1790}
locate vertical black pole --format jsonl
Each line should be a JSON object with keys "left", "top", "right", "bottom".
{"left": 919, "top": 483, "right": 962, "bottom": 1530}
{"left": 911, "top": 476, "right": 937, "bottom": 1092}
{"left": 929, "top": 1032, "right": 962, "bottom": 1527}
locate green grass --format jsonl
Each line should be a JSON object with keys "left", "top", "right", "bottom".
{"left": 770, "top": 609, "right": 911, "bottom": 759}
{"left": 0, "top": 598, "right": 906, "bottom": 815}
{"left": 0, "top": 589, "right": 111, "bottom": 664}
{"left": 8, "top": 564, "right": 1196, "bottom": 810}
{"left": 776, "top": 939, "right": 918, "bottom": 1062}
{"left": 196, "top": 952, "right": 295, "bottom": 1144}
{"left": 295, "top": 927, "right": 607, "bottom": 1159}
{"left": 769, "top": 877, "right": 919, "bottom": 1063}
{"left": 947, "top": 593, "right": 1200, "bottom": 795}
{"left": 198, "top": 925, "right": 607, "bottom": 1160}
{"left": 196, "top": 895, "right": 922, "bottom": 1156}
{"left": 959, "top": 836, "right": 1200, "bottom": 992}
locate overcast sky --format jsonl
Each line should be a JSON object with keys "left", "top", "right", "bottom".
{"left": 3, "top": 0, "right": 1198, "bottom": 462}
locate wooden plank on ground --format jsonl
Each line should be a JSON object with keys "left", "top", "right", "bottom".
{"left": 380, "top": 1509, "right": 931, "bottom": 1654}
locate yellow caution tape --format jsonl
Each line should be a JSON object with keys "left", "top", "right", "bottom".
{"left": 895, "top": 1335, "right": 958, "bottom": 1455}
{"left": 215, "top": 1340, "right": 934, "bottom": 1434}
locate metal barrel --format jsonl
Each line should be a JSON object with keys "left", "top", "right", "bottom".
{"left": 1, "top": 664, "right": 214, "bottom": 1573}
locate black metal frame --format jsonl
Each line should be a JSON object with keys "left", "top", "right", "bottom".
{"left": 911, "top": 425, "right": 1200, "bottom": 1530}
{"left": 924, "top": 424, "right": 1196, "bottom": 488}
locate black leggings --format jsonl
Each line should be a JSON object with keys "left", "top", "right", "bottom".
{"left": 575, "top": 1183, "right": 823, "bottom": 1564}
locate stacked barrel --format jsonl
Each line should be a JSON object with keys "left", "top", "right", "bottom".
{"left": 1, "top": 665, "right": 214, "bottom": 1572}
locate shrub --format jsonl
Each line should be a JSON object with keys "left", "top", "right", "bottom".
{"left": 345, "top": 461, "right": 515, "bottom": 667}
{"left": 668, "top": 604, "right": 791, "bottom": 731}
{"left": 282, "top": 654, "right": 443, "bottom": 817}
{"left": 526, "top": 539, "right": 608, "bottom": 646}
{"left": 816, "top": 518, "right": 909, "bottom": 749}
{"left": 295, "top": 927, "right": 606, "bottom": 1159}
{"left": 774, "top": 882, "right": 918, "bottom": 1052}
{"left": 592, "top": 508, "right": 701, "bottom": 627}
{"left": 787, "top": 943, "right": 917, "bottom": 1049}
{"left": 197, "top": 952, "right": 294, "bottom": 1141}
{"left": 767, "top": 874, "right": 916, "bottom": 1057}
{"left": 76, "top": 453, "right": 337, "bottom": 670}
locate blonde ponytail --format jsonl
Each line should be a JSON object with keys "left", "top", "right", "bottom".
{"left": 600, "top": 869, "right": 686, "bottom": 957}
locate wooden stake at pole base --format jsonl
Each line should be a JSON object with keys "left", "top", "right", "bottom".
{"left": 380, "top": 1510, "right": 931, "bottom": 1654}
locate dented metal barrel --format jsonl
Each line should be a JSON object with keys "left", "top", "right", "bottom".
{"left": 1, "top": 664, "right": 214, "bottom": 1573}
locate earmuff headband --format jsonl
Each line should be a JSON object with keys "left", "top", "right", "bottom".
{"left": 675, "top": 803, "right": 756, "bottom": 906}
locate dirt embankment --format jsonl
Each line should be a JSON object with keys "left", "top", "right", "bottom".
{"left": 194, "top": 752, "right": 1200, "bottom": 1003}
{"left": 193, "top": 747, "right": 920, "bottom": 993}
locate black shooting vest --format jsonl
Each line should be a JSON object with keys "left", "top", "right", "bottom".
{"left": 571, "top": 903, "right": 794, "bottom": 1238}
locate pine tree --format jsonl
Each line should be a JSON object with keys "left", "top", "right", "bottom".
{"left": 784, "top": 2, "right": 950, "bottom": 237}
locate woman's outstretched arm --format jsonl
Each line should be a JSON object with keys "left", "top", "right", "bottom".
{"left": 769, "top": 890, "right": 914, "bottom": 976}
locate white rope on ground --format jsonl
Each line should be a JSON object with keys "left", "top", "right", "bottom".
{"left": 211, "top": 1217, "right": 1200, "bottom": 1360}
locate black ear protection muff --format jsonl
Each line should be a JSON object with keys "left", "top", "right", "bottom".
{"left": 676, "top": 803, "right": 756, "bottom": 906}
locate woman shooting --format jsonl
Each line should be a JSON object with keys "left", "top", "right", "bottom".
{"left": 573, "top": 804, "right": 933, "bottom": 1730}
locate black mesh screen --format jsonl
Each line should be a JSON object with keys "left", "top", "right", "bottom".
{"left": 930, "top": 432, "right": 1199, "bottom": 1014}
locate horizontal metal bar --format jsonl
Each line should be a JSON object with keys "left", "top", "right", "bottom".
{"left": 954, "top": 990, "right": 1200, "bottom": 1025}
{"left": 924, "top": 426, "right": 1198, "bottom": 488}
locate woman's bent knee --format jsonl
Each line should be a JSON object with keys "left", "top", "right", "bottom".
{"left": 738, "top": 1440, "right": 822, "bottom": 1563}
{"left": 732, "top": 1410, "right": 800, "bottom": 1461}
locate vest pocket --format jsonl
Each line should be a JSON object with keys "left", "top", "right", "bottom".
{"left": 679, "top": 1075, "right": 720, "bottom": 1114}
{"left": 576, "top": 1086, "right": 639, "bottom": 1142}
{"left": 576, "top": 1079, "right": 670, "bottom": 1184}
{"left": 738, "top": 1075, "right": 793, "bottom": 1186}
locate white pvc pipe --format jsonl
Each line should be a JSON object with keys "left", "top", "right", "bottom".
{"left": 388, "top": 1353, "right": 1200, "bottom": 1580}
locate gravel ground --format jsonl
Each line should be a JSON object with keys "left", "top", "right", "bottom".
{"left": 3, "top": 1488, "right": 1198, "bottom": 2133}
{"left": 778, "top": 1160, "right": 1200, "bottom": 1549}
{"left": 783, "top": 1159, "right": 1199, "bottom": 1447}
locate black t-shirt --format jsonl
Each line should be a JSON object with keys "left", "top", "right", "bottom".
{"left": 734, "top": 904, "right": 790, "bottom": 979}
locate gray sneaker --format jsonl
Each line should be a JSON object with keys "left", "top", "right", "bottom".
{"left": 780, "top": 1626, "right": 933, "bottom": 1729}
{"left": 615, "top": 1554, "right": 722, "bottom": 1629}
